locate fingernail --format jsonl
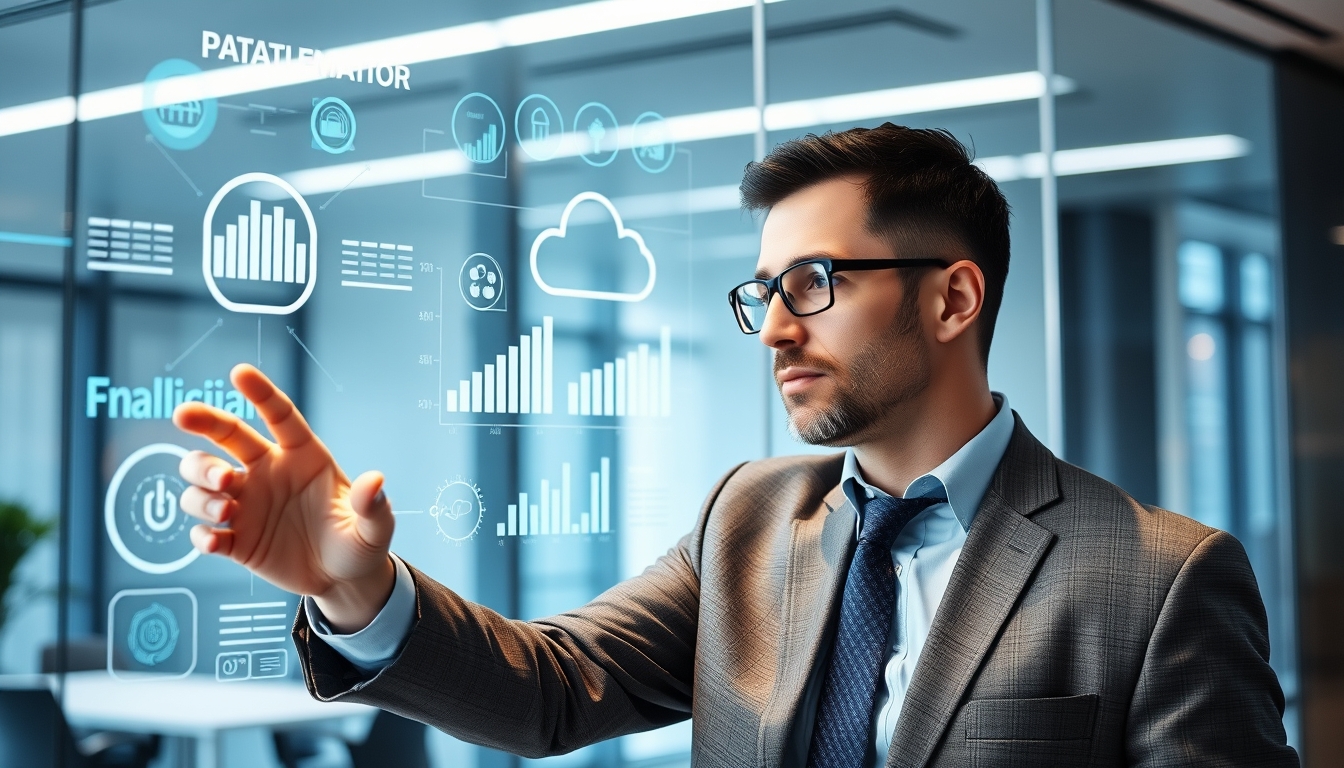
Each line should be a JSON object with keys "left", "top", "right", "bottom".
{"left": 207, "top": 466, "right": 224, "bottom": 486}
{"left": 208, "top": 498, "right": 228, "bottom": 521}
{"left": 373, "top": 489, "right": 386, "bottom": 506}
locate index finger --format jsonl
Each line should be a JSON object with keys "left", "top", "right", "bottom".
{"left": 229, "top": 363, "right": 318, "bottom": 450}
{"left": 173, "top": 401, "right": 272, "bottom": 465}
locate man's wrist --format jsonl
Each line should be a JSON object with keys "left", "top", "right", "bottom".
{"left": 310, "top": 554, "right": 397, "bottom": 634}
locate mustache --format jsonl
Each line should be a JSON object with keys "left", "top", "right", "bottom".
{"left": 773, "top": 347, "right": 839, "bottom": 378}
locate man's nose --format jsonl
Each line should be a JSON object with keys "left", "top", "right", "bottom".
{"left": 759, "top": 293, "right": 806, "bottom": 348}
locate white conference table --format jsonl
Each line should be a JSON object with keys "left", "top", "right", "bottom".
{"left": 5, "top": 671, "right": 376, "bottom": 768}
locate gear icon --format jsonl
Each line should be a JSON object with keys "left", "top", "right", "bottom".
{"left": 429, "top": 477, "right": 484, "bottom": 543}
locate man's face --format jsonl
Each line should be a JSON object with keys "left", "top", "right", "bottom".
{"left": 756, "top": 176, "right": 932, "bottom": 447}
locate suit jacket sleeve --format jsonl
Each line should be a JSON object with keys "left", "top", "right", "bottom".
{"left": 293, "top": 463, "right": 743, "bottom": 759}
{"left": 1125, "top": 529, "right": 1298, "bottom": 767}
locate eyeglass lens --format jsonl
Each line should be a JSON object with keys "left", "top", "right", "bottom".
{"left": 732, "top": 262, "right": 834, "bottom": 333}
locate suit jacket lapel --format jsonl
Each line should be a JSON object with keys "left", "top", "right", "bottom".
{"left": 885, "top": 418, "right": 1060, "bottom": 768}
{"left": 759, "top": 482, "right": 855, "bottom": 767}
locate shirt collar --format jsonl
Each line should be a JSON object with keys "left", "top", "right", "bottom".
{"left": 841, "top": 392, "right": 1015, "bottom": 532}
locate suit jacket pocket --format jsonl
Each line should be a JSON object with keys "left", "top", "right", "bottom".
{"left": 964, "top": 694, "right": 1098, "bottom": 768}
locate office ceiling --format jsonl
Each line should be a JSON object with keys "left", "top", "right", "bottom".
{"left": 1142, "top": 0, "right": 1344, "bottom": 71}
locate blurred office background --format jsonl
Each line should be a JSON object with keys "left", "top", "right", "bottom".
{"left": 1, "top": 0, "right": 1342, "bottom": 765}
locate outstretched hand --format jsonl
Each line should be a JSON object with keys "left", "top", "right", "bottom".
{"left": 173, "top": 363, "right": 396, "bottom": 633}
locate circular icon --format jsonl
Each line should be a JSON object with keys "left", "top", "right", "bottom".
{"left": 430, "top": 479, "right": 484, "bottom": 542}
{"left": 514, "top": 94, "right": 563, "bottom": 162}
{"left": 452, "top": 92, "right": 506, "bottom": 164}
{"left": 129, "top": 473, "right": 189, "bottom": 544}
{"left": 127, "top": 602, "right": 180, "bottom": 666}
{"left": 106, "top": 443, "right": 200, "bottom": 575}
{"left": 631, "top": 112, "right": 675, "bottom": 173}
{"left": 459, "top": 253, "right": 504, "bottom": 311}
{"left": 142, "top": 59, "right": 217, "bottom": 151}
{"left": 201, "top": 172, "right": 318, "bottom": 316}
{"left": 310, "top": 96, "right": 356, "bottom": 154}
{"left": 573, "top": 102, "right": 619, "bottom": 167}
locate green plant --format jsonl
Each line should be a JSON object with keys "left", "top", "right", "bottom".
{"left": 0, "top": 500, "right": 54, "bottom": 633}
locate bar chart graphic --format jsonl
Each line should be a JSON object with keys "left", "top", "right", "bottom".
{"left": 462, "top": 123, "right": 499, "bottom": 163}
{"left": 340, "top": 239, "right": 414, "bottom": 291}
{"left": 452, "top": 92, "right": 506, "bottom": 165}
{"left": 86, "top": 216, "right": 174, "bottom": 276}
{"left": 446, "top": 316, "right": 553, "bottom": 416}
{"left": 202, "top": 172, "right": 317, "bottom": 315}
{"left": 443, "top": 316, "right": 672, "bottom": 421}
{"left": 497, "top": 457, "right": 612, "bottom": 537}
{"left": 567, "top": 326, "right": 671, "bottom": 417}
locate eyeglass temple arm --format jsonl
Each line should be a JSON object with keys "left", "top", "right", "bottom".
{"left": 827, "top": 258, "right": 951, "bottom": 272}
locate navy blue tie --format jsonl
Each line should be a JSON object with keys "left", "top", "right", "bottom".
{"left": 807, "top": 494, "right": 940, "bottom": 768}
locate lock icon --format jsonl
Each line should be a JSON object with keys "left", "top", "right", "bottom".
{"left": 311, "top": 97, "right": 356, "bottom": 154}
{"left": 320, "top": 108, "right": 347, "bottom": 140}
{"left": 530, "top": 107, "right": 550, "bottom": 142}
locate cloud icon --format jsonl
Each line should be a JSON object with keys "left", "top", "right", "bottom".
{"left": 529, "top": 191, "right": 656, "bottom": 302}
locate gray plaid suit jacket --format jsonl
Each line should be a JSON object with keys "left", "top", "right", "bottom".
{"left": 295, "top": 416, "right": 1297, "bottom": 767}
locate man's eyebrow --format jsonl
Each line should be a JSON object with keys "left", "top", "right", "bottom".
{"left": 753, "top": 252, "right": 837, "bottom": 280}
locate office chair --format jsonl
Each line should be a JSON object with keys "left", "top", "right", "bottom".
{"left": 346, "top": 711, "right": 429, "bottom": 768}
{"left": 0, "top": 687, "right": 159, "bottom": 768}
{"left": 274, "top": 709, "right": 429, "bottom": 768}
{"left": 37, "top": 638, "right": 161, "bottom": 768}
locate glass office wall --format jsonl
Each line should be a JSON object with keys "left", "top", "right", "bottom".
{"left": 0, "top": 0, "right": 1299, "bottom": 765}
{"left": 0, "top": 5, "right": 70, "bottom": 683}
{"left": 1054, "top": 0, "right": 1298, "bottom": 745}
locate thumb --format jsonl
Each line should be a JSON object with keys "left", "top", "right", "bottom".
{"left": 349, "top": 470, "right": 395, "bottom": 550}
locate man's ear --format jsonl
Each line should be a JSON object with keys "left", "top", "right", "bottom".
{"left": 933, "top": 260, "right": 985, "bottom": 344}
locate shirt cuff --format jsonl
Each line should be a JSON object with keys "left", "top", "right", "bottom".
{"left": 303, "top": 553, "right": 416, "bottom": 676}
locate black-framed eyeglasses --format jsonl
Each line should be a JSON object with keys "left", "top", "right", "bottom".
{"left": 728, "top": 257, "right": 949, "bottom": 334}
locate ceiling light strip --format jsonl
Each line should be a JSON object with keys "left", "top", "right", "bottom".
{"left": 0, "top": 0, "right": 783, "bottom": 136}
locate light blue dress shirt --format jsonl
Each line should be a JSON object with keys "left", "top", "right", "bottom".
{"left": 783, "top": 393, "right": 1015, "bottom": 767}
{"left": 303, "top": 552, "right": 417, "bottom": 675}
{"left": 309, "top": 395, "right": 1015, "bottom": 767}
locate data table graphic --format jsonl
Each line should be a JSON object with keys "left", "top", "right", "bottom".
{"left": 497, "top": 456, "right": 612, "bottom": 537}
{"left": 85, "top": 216, "right": 174, "bottom": 276}
{"left": 339, "top": 238, "right": 414, "bottom": 291}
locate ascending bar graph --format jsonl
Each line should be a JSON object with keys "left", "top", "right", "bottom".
{"left": 496, "top": 457, "right": 611, "bottom": 537}
{"left": 444, "top": 317, "right": 672, "bottom": 420}
{"left": 463, "top": 123, "right": 499, "bottom": 163}
{"left": 210, "top": 199, "right": 307, "bottom": 285}
{"left": 567, "top": 326, "right": 671, "bottom": 418}
{"left": 447, "top": 317, "right": 554, "bottom": 415}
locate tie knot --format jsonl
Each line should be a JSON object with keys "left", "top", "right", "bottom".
{"left": 859, "top": 494, "right": 940, "bottom": 547}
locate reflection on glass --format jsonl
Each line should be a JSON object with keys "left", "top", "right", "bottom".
{"left": 1179, "top": 240, "right": 1224, "bottom": 312}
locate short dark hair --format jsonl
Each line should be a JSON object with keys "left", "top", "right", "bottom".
{"left": 740, "top": 123, "right": 1010, "bottom": 364}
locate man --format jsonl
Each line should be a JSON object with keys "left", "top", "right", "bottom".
{"left": 174, "top": 124, "right": 1296, "bottom": 766}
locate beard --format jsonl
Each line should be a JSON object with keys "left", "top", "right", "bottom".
{"left": 777, "top": 297, "right": 930, "bottom": 447}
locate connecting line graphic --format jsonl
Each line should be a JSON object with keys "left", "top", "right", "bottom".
{"left": 145, "top": 134, "right": 203, "bottom": 197}
{"left": 319, "top": 165, "right": 370, "bottom": 210}
{"left": 392, "top": 510, "right": 424, "bottom": 516}
{"left": 286, "top": 326, "right": 343, "bottom": 391}
{"left": 165, "top": 318, "right": 223, "bottom": 372}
